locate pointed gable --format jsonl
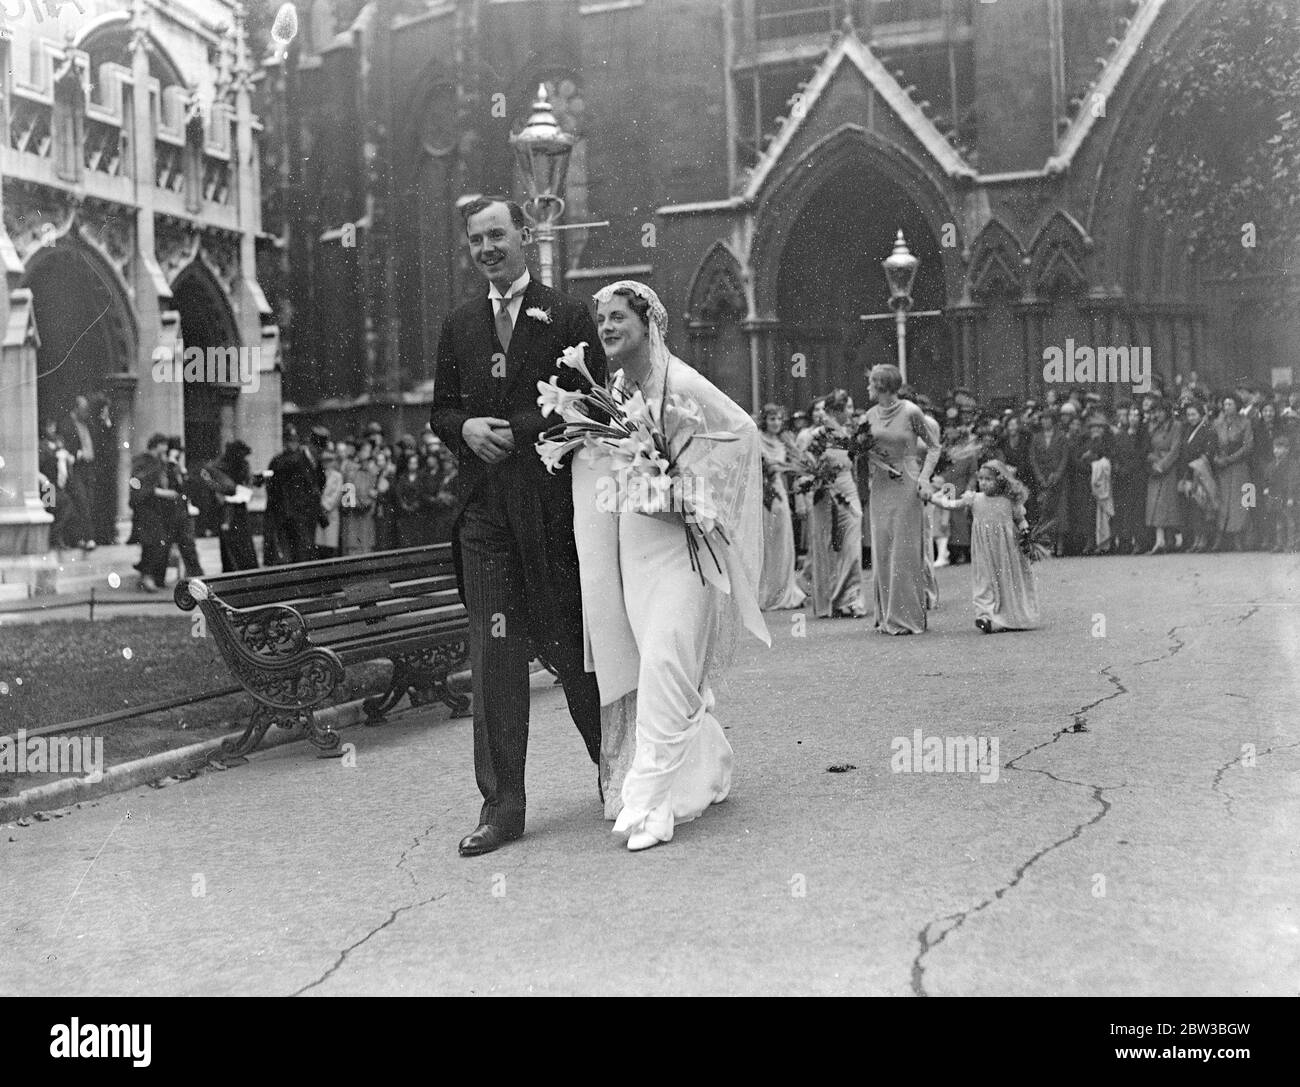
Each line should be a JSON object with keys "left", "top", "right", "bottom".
{"left": 741, "top": 25, "right": 974, "bottom": 203}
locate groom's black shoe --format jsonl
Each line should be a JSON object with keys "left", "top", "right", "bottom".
{"left": 458, "top": 823, "right": 522, "bottom": 857}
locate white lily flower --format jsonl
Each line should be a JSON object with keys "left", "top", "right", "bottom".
{"left": 556, "top": 342, "right": 598, "bottom": 386}
{"left": 536, "top": 377, "right": 587, "bottom": 419}
{"left": 536, "top": 434, "right": 585, "bottom": 474}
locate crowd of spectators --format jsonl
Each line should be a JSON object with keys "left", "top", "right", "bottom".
{"left": 202, "top": 421, "right": 459, "bottom": 575}
{"left": 771, "top": 371, "right": 1299, "bottom": 565}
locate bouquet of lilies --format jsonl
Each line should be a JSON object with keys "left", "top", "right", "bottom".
{"left": 536, "top": 343, "right": 740, "bottom": 583}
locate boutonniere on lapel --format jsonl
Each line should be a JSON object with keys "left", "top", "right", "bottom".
{"left": 525, "top": 306, "right": 553, "bottom": 325}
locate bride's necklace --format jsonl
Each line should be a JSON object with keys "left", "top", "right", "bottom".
{"left": 618, "top": 355, "right": 668, "bottom": 410}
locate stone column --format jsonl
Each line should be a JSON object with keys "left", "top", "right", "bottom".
{"left": 0, "top": 285, "right": 52, "bottom": 556}
{"left": 105, "top": 373, "right": 138, "bottom": 541}
{"left": 742, "top": 316, "right": 782, "bottom": 416}
{"left": 231, "top": 4, "right": 281, "bottom": 486}
{"left": 1013, "top": 298, "right": 1049, "bottom": 400}
{"left": 946, "top": 301, "right": 981, "bottom": 392}
{"left": 0, "top": 172, "right": 53, "bottom": 555}
{"left": 129, "top": 4, "right": 184, "bottom": 453}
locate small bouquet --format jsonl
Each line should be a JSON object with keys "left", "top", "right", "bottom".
{"left": 793, "top": 430, "right": 854, "bottom": 551}
{"left": 761, "top": 458, "right": 781, "bottom": 510}
{"left": 850, "top": 418, "right": 902, "bottom": 480}
{"left": 1019, "top": 518, "right": 1055, "bottom": 563}
{"left": 536, "top": 343, "right": 740, "bottom": 583}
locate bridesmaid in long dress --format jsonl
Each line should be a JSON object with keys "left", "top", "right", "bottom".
{"left": 805, "top": 389, "right": 866, "bottom": 618}
{"left": 928, "top": 460, "right": 1040, "bottom": 632}
{"left": 758, "top": 404, "right": 807, "bottom": 610}
{"left": 865, "top": 364, "right": 941, "bottom": 634}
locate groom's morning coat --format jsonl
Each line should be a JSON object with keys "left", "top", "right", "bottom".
{"left": 429, "top": 278, "right": 608, "bottom": 592}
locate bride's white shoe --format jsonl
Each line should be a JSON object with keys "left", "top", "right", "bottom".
{"left": 627, "top": 831, "right": 662, "bottom": 852}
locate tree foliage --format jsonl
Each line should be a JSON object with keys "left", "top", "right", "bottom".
{"left": 1137, "top": 0, "right": 1299, "bottom": 283}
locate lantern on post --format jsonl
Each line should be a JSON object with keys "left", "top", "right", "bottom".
{"left": 881, "top": 229, "right": 920, "bottom": 382}
{"left": 509, "top": 84, "right": 574, "bottom": 287}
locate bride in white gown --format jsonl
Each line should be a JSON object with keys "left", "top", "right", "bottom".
{"left": 568, "top": 281, "right": 770, "bottom": 852}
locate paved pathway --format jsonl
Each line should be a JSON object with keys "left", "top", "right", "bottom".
{"left": 2, "top": 553, "right": 1296, "bottom": 995}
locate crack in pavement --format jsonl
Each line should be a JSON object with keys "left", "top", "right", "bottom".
{"left": 1210, "top": 739, "right": 1300, "bottom": 817}
{"left": 907, "top": 602, "right": 1259, "bottom": 996}
{"left": 909, "top": 777, "right": 1117, "bottom": 997}
{"left": 395, "top": 818, "right": 448, "bottom": 894}
{"left": 908, "top": 664, "right": 1129, "bottom": 997}
{"left": 291, "top": 889, "right": 452, "bottom": 996}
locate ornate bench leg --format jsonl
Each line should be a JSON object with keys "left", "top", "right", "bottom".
{"left": 435, "top": 674, "right": 472, "bottom": 719}
{"left": 306, "top": 709, "right": 342, "bottom": 756}
{"left": 363, "top": 660, "right": 411, "bottom": 723}
{"left": 222, "top": 708, "right": 275, "bottom": 757}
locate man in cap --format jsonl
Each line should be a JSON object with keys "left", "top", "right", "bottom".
{"left": 265, "top": 424, "right": 321, "bottom": 564}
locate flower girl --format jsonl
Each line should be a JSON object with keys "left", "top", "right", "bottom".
{"left": 927, "top": 460, "right": 1040, "bottom": 633}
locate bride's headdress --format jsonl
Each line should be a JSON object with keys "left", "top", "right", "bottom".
{"left": 593, "top": 280, "right": 671, "bottom": 372}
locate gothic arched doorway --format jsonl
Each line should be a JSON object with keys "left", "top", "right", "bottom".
{"left": 774, "top": 163, "right": 950, "bottom": 406}
{"left": 25, "top": 241, "right": 135, "bottom": 544}
{"left": 172, "top": 260, "right": 242, "bottom": 535}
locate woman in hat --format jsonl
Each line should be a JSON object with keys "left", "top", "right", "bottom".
{"left": 1212, "top": 393, "right": 1255, "bottom": 551}
{"left": 198, "top": 440, "right": 261, "bottom": 571}
{"left": 1179, "top": 400, "right": 1219, "bottom": 553}
{"left": 315, "top": 449, "right": 344, "bottom": 558}
{"left": 1144, "top": 397, "right": 1185, "bottom": 553}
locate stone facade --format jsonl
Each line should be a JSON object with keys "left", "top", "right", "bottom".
{"left": 266, "top": 0, "right": 1295, "bottom": 435}
{"left": 0, "top": 0, "right": 279, "bottom": 556}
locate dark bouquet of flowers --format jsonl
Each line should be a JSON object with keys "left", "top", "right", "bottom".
{"left": 1019, "top": 518, "right": 1055, "bottom": 563}
{"left": 794, "top": 434, "right": 854, "bottom": 551}
{"left": 849, "top": 418, "right": 902, "bottom": 480}
{"left": 794, "top": 457, "right": 843, "bottom": 504}
{"left": 761, "top": 458, "right": 780, "bottom": 510}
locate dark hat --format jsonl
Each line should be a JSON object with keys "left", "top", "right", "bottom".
{"left": 167, "top": 435, "right": 184, "bottom": 451}
{"left": 225, "top": 439, "right": 252, "bottom": 458}
{"left": 146, "top": 432, "right": 169, "bottom": 449}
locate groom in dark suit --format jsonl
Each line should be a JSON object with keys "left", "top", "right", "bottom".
{"left": 430, "top": 197, "right": 605, "bottom": 856}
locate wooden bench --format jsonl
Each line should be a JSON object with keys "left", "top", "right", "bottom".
{"left": 174, "top": 544, "right": 471, "bottom": 756}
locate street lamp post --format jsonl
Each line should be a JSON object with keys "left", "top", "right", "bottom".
{"left": 882, "top": 229, "right": 920, "bottom": 384}
{"left": 861, "top": 229, "right": 943, "bottom": 386}
{"left": 510, "top": 84, "right": 574, "bottom": 288}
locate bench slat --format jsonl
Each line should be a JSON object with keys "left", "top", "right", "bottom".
{"left": 309, "top": 607, "right": 469, "bottom": 648}
{"left": 195, "top": 546, "right": 453, "bottom": 599}
{"left": 212, "top": 567, "right": 457, "bottom": 612}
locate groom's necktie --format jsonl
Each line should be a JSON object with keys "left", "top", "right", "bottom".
{"left": 495, "top": 295, "right": 515, "bottom": 355}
